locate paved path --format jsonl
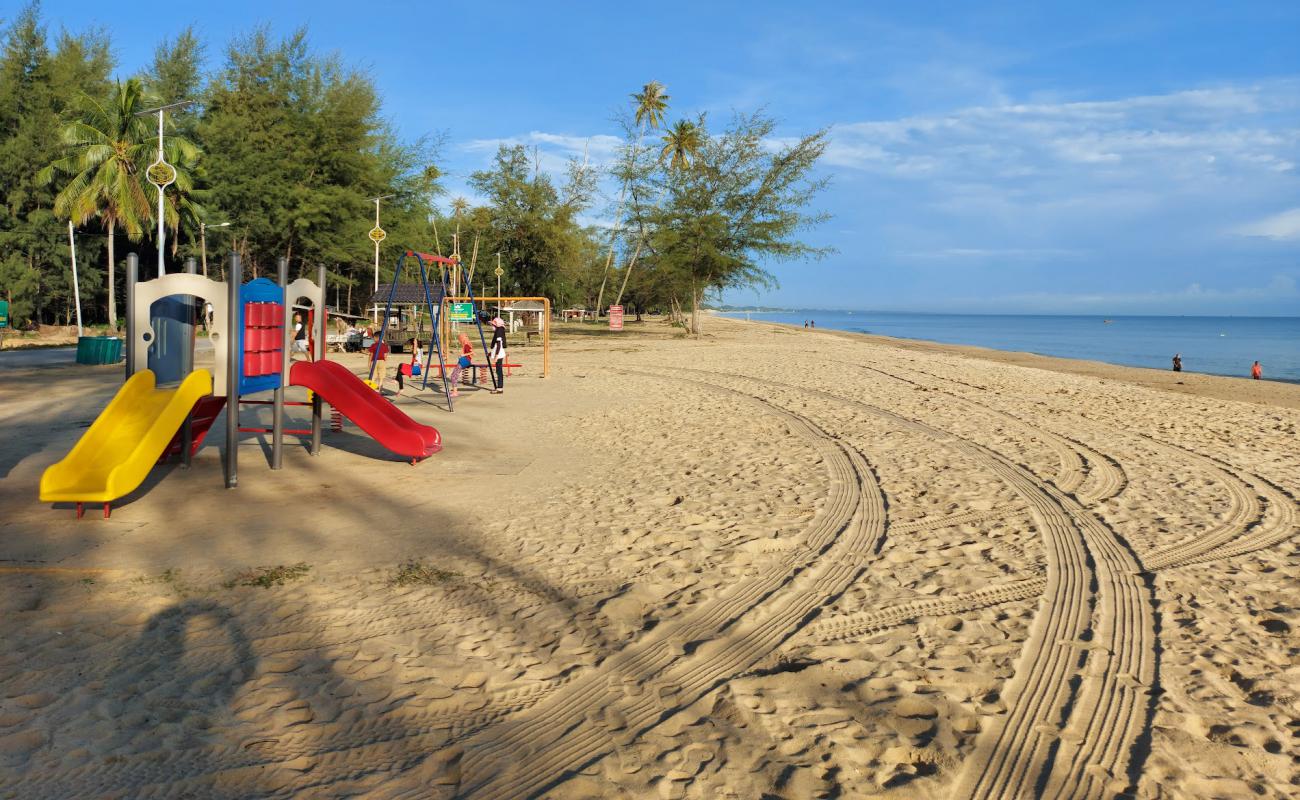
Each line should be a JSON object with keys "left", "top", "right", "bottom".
{"left": 0, "top": 339, "right": 215, "bottom": 370}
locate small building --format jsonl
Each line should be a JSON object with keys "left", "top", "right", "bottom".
{"left": 365, "top": 284, "right": 447, "bottom": 352}
{"left": 561, "top": 308, "right": 594, "bottom": 322}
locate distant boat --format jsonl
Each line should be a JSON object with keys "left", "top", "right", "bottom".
{"left": 1103, "top": 319, "right": 1113, "bottom": 324}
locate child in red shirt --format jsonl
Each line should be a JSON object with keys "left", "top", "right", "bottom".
{"left": 448, "top": 333, "right": 472, "bottom": 397}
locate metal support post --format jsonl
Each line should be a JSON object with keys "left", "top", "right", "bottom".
{"left": 272, "top": 257, "right": 288, "bottom": 469}
{"left": 180, "top": 257, "right": 197, "bottom": 468}
{"left": 125, "top": 253, "right": 138, "bottom": 378}
{"left": 311, "top": 264, "right": 325, "bottom": 455}
{"left": 225, "top": 252, "right": 241, "bottom": 488}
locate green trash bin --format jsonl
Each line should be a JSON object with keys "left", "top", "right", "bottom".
{"left": 76, "top": 335, "right": 123, "bottom": 365}
{"left": 76, "top": 336, "right": 95, "bottom": 364}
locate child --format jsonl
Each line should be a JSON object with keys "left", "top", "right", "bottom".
{"left": 489, "top": 317, "right": 507, "bottom": 394}
{"left": 396, "top": 342, "right": 422, "bottom": 392}
{"left": 368, "top": 331, "right": 390, "bottom": 393}
{"left": 448, "top": 333, "right": 472, "bottom": 397}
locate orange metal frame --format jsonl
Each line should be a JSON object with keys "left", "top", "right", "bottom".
{"left": 441, "top": 296, "right": 551, "bottom": 378}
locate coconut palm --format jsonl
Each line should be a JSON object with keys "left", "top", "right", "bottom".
{"left": 450, "top": 196, "right": 470, "bottom": 219}
{"left": 595, "top": 81, "right": 671, "bottom": 316}
{"left": 613, "top": 117, "right": 705, "bottom": 308}
{"left": 39, "top": 79, "right": 155, "bottom": 329}
{"left": 659, "top": 118, "right": 704, "bottom": 171}
{"left": 632, "top": 80, "right": 670, "bottom": 130}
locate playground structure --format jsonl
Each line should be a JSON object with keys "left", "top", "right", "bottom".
{"left": 39, "top": 252, "right": 441, "bottom": 518}
{"left": 368, "top": 251, "right": 553, "bottom": 412}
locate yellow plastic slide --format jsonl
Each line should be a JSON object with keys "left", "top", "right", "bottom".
{"left": 40, "top": 369, "right": 213, "bottom": 506}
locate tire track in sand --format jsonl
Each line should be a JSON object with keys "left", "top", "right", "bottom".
{"left": 864, "top": 362, "right": 1128, "bottom": 506}
{"left": 800, "top": 575, "right": 1049, "bottom": 645}
{"left": 679, "top": 366, "right": 1155, "bottom": 800}
{"left": 890, "top": 360, "right": 1295, "bottom": 570}
{"left": 435, "top": 371, "right": 888, "bottom": 799}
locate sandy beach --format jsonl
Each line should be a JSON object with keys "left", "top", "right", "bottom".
{"left": 2, "top": 316, "right": 1298, "bottom": 799}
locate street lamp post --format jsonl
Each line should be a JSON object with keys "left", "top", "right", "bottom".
{"left": 368, "top": 195, "right": 393, "bottom": 322}
{"left": 136, "top": 100, "right": 192, "bottom": 276}
{"left": 200, "top": 221, "right": 231, "bottom": 278}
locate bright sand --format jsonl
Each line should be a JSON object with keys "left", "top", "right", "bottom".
{"left": 1, "top": 316, "right": 1297, "bottom": 799}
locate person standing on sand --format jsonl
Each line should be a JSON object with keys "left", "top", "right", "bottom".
{"left": 810, "top": 320, "right": 816, "bottom": 329}
{"left": 1252, "top": 360, "right": 1262, "bottom": 380}
{"left": 368, "top": 328, "right": 391, "bottom": 393}
{"left": 291, "top": 313, "right": 309, "bottom": 361}
{"left": 488, "top": 317, "right": 507, "bottom": 394}
{"left": 1172, "top": 353, "right": 1182, "bottom": 372}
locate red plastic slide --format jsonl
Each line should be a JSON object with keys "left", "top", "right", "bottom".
{"left": 289, "top": 360, "right": 441, "bottom": 460}
{"left": 159, "top": 395, "right": 228, "bottom": 462}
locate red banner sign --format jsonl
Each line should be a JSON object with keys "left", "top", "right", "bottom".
{"left": 608, "top": 305, "right": 624, "bottom": 331}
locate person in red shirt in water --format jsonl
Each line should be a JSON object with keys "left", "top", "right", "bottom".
{"left": 1251, "top": 361, "right": 1262, "bottom": 380}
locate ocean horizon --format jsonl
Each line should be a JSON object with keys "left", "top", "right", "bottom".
{"left": 719, "top": 310, "right": 1300, "bottom": 383}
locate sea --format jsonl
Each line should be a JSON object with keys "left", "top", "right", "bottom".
{"left": 718, "top": 311, "right": 1300, "bottom": 383}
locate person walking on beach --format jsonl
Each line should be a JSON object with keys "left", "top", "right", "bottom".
{"left": 488, "top": 317, "right": 507, "bottom": 394}
{"left": 291, "top": 313, "right": 309, "bottom": 361}
{"left": 1252, "top": 360, "right": 1262, "bottom": 380}
{"left": 1172, "top": 353, "right": 1182, "bottom": 372}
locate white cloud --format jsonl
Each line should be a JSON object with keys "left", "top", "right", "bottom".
{"left": 1232, "top": 207, "right": 1300, "bottom": 240}
{"left": 462, "top": 131, "right": 620, "bottom": 167}
{"left": 825, "top": 81, "right": 1300, "bottom": 187}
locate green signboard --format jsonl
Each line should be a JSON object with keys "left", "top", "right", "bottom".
{"left": 0, "top": 299, "right": 8, "bottom": 329}
{"left": 449, "top": 302, "right": 475, "bottom": 322}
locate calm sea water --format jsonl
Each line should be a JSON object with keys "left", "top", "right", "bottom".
{"left": 719, "top": 311, "right": 1300, "bottom": 383}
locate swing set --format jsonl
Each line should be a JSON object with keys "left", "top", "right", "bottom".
{"left": 370, "top": 250, "right": 497, "bottom": 411}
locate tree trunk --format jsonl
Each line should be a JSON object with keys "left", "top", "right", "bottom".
{"left": 613, "top": 234, "right": 646, "bottom": 308}
{"left": 613, "top": 182, "right": 667, "bottom": 309}
{"left": 106, "top": 219, "right": 117, "bottom": 331}
{"left": 690, "top": 283, "right": 702, "bottom": 336}
{"left": 595, "top": 120, "right": 647, "bottom": 317}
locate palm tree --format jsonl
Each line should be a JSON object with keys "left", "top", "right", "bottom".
{"left": 595, "top": 81, "right": 671, "bottom": 316}
{"left": 614, "top": 117, "right": 704, "bottom": 308}
{"left": 659, "top": 118, "right": 704, "bottom": 171}
{"left": 39, "top": 79, "right": 155, "bottom": 330}
{"left": 450, "top": 196, "right": 470, "bottom": 219}
{"left": 632, "top": 80, "right": 670, "bottom": 130}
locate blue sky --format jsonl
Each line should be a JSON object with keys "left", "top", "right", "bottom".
{"left": 35, "top": 0, "right": 1300, "bottom": 314}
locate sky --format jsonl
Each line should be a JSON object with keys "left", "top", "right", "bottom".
{"left": 32, "top": 0, "right": 1300, "bottom": 314}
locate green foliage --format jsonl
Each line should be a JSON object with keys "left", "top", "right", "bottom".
{"left": 0, "top": 4, "right": 111, "bottom": 326}
{"left": 467, "top": 144, "right": 598, "bottom": 303}
{"left": 199, "top": 26, "right": 440, "bottom": 299}
{"left": 624, "top": 111, "right": 832, "bottom": 331}
{"left": 2, "top": 16, "right": 828, "bottom": 332}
